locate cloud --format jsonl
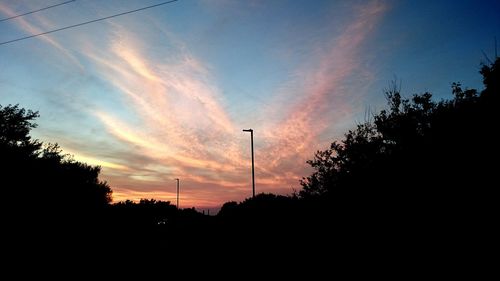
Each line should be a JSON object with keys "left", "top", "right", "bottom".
{"left": 0, "top": 3, "right": 83, "bottom": 69}
{"left": 1, "top": 0, "right": 388, "bottom": 208}
{"left": 79, "top": 24, "right": 254, "bottom": 203}
{"left": 79, "top": 0, "right": 387, "bottom": 207}
{"left": 260, "top": 0, "right": 388, "bottom": 175}
{"left": 65, "top": 149, "right": 129, "bottom": 171}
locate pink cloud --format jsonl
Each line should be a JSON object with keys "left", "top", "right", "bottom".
{"left": 259, "top": 0, "right": 387, "bottom": 180}
{"left": 77, "top": 1, "right": 388, "bottom": 209}
{"left": 4, "top": 0, "right": 388, "bottom": 209}
{"left": 79, "top": 26, "right": 256, "bottom": 206}
{"left": 0, "top": 3, "right": 83, "bottom": 69}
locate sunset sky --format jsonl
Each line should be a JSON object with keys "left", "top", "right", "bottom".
{"left": 1, "top": 0, "right": 499, "bottom": 210}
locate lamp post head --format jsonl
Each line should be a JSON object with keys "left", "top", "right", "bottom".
{"left": 243, "top": 129, "right": 253, "bottom": 132}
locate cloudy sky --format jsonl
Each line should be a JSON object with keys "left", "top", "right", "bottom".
{"left": 1, "top": 0, "right": 499, "bottom": 210}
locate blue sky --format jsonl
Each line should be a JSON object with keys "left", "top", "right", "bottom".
{"left": 1, "top": 0, "right": 499, "bottom": 209}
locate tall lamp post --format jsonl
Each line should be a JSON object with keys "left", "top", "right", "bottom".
{"left": 175, "top": 178, "right": 180, "bottom": 209}
{"left": 242, "top": 129, "right": 255, "bottom": 198}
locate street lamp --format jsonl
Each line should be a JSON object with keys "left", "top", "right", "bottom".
{"left": 175, "top": 178, "right": 180, "bottom": 209}
{"left": 242, "top": 129, "right": 255, "bottom": 198}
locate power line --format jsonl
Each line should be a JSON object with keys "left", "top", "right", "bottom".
{"left": 0, "top": 0, "right": 179, "bottom": 46}
{"left": 0, "top": 0, "right": 76, "bottom": 22}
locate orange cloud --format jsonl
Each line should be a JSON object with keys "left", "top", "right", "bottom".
{"left": 8, "top": 0, "right": 388, "bottom": 209}
{"left": 82, "top": 1, "right": 388, "bottom": 208}
{"left": 80, "top": 27, "right": 253, "bottom": 205}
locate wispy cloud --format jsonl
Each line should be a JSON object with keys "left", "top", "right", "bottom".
{"left": 72, "top": 0, "right": 387, "bottom": 207}
{"left": 1, "top": 0, "right": 388, "bottom": 208}
{"left": 79, "top": 24, "right": 253, "bottom": 204}
{"left": 260, "top": 0, "right": 387, "bottom": 177}
{"left": 0, "top": 3, "right": 83, "bottom": 69}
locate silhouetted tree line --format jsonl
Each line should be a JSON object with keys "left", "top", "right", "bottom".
{"left": 299, "top": 58, "right": 498, "bottom": 221}
{"left": 111, "top": 199, "right": 176, "bottom": 225}
{"left": 214, "top": 58, "right": 498, "bottom": 257}
{"left": 107, "top": 198, "right": 205, "bottom": 229}
{"left": 0, "top": 105, "right": 208, "bottom": 252}
{"left": 1, "top": 58, "right": 497, "bottom": 259}
{"left": 217, "top": 193, "right": 302, "bottom": 229}
{"left": 103, "top": 199, "right": 209, "bottom": 252}
{"left": 0, "top": 105, "right": 111, "bottom": 219}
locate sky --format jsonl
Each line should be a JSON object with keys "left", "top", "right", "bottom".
{"left": 1, "top": 0, "right": 499, "bottom": 211}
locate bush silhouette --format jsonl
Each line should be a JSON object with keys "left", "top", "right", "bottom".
{"left": 0, "top": 104, "right": 112, "bottom": 224}
{"left": 296, "top": 59, "right": 498, "bottom": 254}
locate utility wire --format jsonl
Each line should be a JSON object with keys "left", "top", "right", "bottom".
{"left": 0, "top": 0, "right": 76, "bottom": 22}
{"left": 0, "top": 0, "right": 179, "bottom": 46}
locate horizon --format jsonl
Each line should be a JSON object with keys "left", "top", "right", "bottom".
{"left": 1, "top": 0, "right": 499, "bottom": 210}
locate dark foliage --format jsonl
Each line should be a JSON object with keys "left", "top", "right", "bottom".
{"left": 300, "top": 59, "right": 498, "bottom": 206}
{"left": 110, "top": 199, "right": 177, "bottom": 226}
{"left": 2, "top": 58, "right": 497, "bottom": 265}
{"left": 295, "top": 58, "right": 499, "bottom": 262}
{"left": 0, "top": 104, "right": 112, "bottom": 214}
{"left": 218, "top": 193, "right": 299, "bottom": 226}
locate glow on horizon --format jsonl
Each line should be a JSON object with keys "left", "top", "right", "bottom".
{"left": 1, "top": 0, "right": 498, "bottom": 209}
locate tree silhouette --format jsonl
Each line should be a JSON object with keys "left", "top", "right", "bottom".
{"left": 110, "top": 198, "right": 177, "bottom": 227}
{"left": 296, "top": 58, "right": 499, "bottom": 258}
{"left": 0, "top": 104, "right": 41, "bottom": 159}
{"left": 2, "top": 57, "right": 497, "bottom": 258}
{"left": 0, "top": 104, "right": 112, "bottom": 218}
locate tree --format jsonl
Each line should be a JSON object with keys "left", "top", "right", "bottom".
{"left": 300, "top": 58, "right": 498, "bottom": 217}
{"left": 110, "top": 199, "right": 177, "bottom": 227}
{"left": 0, "top": 104, "right": 41, "bottom": 159}
{"left": 294, "top": 59, "right": 499, "bottom": 265}
{"left": 0, "top": 104, "right": 39, "bottom": 145}
{"left": 0, "top": 104, "right": 112, "bottom": 213}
